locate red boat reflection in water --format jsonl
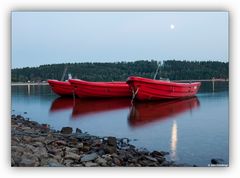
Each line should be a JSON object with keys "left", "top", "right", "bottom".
{"left": 72, "top": 98, "right": 132, "bottom": 119}
{"left": 49, "top": 97, "right": 74, "bottom": 112}
{"left": 128, "top": 97, "right": 200, "bottom": 127}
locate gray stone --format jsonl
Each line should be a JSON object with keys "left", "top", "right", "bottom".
{"left": 64, "top": 159, "right": 75, "bottom": 166}
{"left": 113, "top": 157, "right": 121, "bottom": 166}
{"left": 92, "top": 139, "right": 102, "bottom": 146}
{"left": 84, "top": 161, "right": 98, "bottom": 167}
{"left": 23, "top": 136, "right": 32, "bottom": 143}
{"left": 82, "top": 146, "right": 90, "bottom": 152}
{"left": 48, "top": 162, "right": 64, "bottom": 167}
{"left": 150, "top": 151, "right": 164, "bottom": 157}
{"left": 25, "top": 144, "right": 35, "bottom": 153}
{"left": 76, "top": 128, "right": 82, "bottom": 133}
{"left": 32, "top": 141, "right": 44, "bottom": 147}
{"left": 31, "top": 136, "right": 45, "bottom": 143}
{"left": 80, "top": 152, "right": 98, "bottom": 162}
{"left": 76, "top": 142, "right": 83, "bottom": 149}
{"left": 65, "top": 152, "right": 80, "bottom": 161}
{"left": 12, "top": 151, "right": 23, "bottom": 165}
{"left": 65, "top": 147, "right": 79, "bottom": 154}
{"left": 145, "top": 156, "right": 158, "bottom": 162}
{"left": 61, "top": 127, "right": 73, "bottom": 134}
{"left": 95, "top": 157, "right": 107, "bottom": 166}
{"left": 55, "top": 140, "right": 67, "bottom": 145}
{"left": 33, "top": 146, "right": 48, "bottom": 158}
{"left": 19, "top": 153, "right": 39, "bottom": 167}
{"left": 211, "top": 158, "right": 225, "bottom": 164}
{"left": 11, "top": 145, "right": 25, "bottom": 153}
{"left": 102, "top": 154, "right": 112, "bottom": 161}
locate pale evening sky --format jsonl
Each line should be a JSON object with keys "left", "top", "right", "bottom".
{"left": 12, "top": 11, "right": 228, "bottom": 68}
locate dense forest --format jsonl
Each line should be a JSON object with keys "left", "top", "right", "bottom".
{"left": 11, "top": 60, "right": 229, "bottom": 82}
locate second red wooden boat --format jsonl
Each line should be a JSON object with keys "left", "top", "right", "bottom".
{"left": 127, "top": 76, "right": 201, "bottom": 101}
{"left": 48, "top": 80, "right": 73, "bottom": 97}
{"left": 69, "top": 79, "right": 132, "bottom": 98}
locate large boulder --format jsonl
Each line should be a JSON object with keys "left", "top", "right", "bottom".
{"left": 61, "top": 127, "right": 73, "bottom": 134}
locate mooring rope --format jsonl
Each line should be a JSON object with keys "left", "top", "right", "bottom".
{"left": 131, "top": 87, "right": 139, "bottom": 104}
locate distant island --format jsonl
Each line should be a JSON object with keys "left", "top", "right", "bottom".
{"left": 11, "top": 60, "right": 229, "bottom": 82}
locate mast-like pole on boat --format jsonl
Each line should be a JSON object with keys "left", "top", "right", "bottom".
{"left": 61, "top": 66, "right": 68, "bottom": 81}
{"left": 153, "top": 61, "right": 161, "bottom": 80}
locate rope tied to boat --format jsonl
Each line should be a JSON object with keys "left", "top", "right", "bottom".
{"left": 131, "top": 87, "right": 139, "bottom": 104}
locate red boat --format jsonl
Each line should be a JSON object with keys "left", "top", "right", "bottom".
{"left": 127, "top": 76, "right": 201, "bottom": 100}
{"left": 48, "top": 80, "right": 73, "bottom": 97}
{"left": 128, "top": 97, "right": 200, "bottom": 127}
{"left": 69, "top": 79, "right": 132, "bottom": 98}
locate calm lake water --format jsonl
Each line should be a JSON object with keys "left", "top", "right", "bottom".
{"left": 11, "top": 82, "right": 229, "bottom": 166}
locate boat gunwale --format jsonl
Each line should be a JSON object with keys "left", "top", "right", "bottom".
{"left": 69, "top": 79, "right": 130, "bottom": 88}
{"left": 47, "top": 79, "right": 71, "bottom": 86}
{"left": 127, "top": 76, "right": 201, "bottom": 87}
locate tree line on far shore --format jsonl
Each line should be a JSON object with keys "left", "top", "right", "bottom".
{"left": 11, "top": 60, "right": 229, "bottom": 82}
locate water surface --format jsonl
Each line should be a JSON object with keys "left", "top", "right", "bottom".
{"left": 11, "top": 82, "right": 229, "bottom": 166}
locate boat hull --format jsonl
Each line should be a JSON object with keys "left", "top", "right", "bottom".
{"left": 69, "top": 79, "right": 132, "bottom": 98}
{"left": 48, "top": 80, "right": 73, "bottom": 97}
{"left": 127, "top": 76, "right": 201, "bottom": 100}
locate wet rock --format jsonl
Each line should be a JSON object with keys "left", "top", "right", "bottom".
{"left": 80, "top": 152, "right": 98, "bottom": 162}
{"left": 144, "top": 156, "right": 158, "bottom": 162}
{"left": 76, "top": 128, "right": 82, "bottom": 134}
{"left": 150, "top": 151, "right": 164, "bottom": 157}
{"left": 61, "top": 127, "right": 72, "bottom": 134}
{"left": 211, "top": 158, "right": 224, "bottom": 164}
{"left": 104, "top": 145, "right": 117, "bottom": 154}
{"left": 107, "top": 137, "right": 117, "bottom": 146}
{"left": 160, "top": 151, "right": 169, "bottom": 156}
{"left": 16, "top": 115, "right": 22, "bottom": 119}
{"left": 156, "top": 157, "right": 165, "bottom": 164}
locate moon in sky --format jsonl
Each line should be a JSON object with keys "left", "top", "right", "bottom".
{"left": 170, "top": 24, "right": 175, "bottom": 30}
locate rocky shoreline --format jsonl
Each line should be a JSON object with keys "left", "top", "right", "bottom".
{"left": 11, "top": 114, "right": 194, "bottom": 167}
